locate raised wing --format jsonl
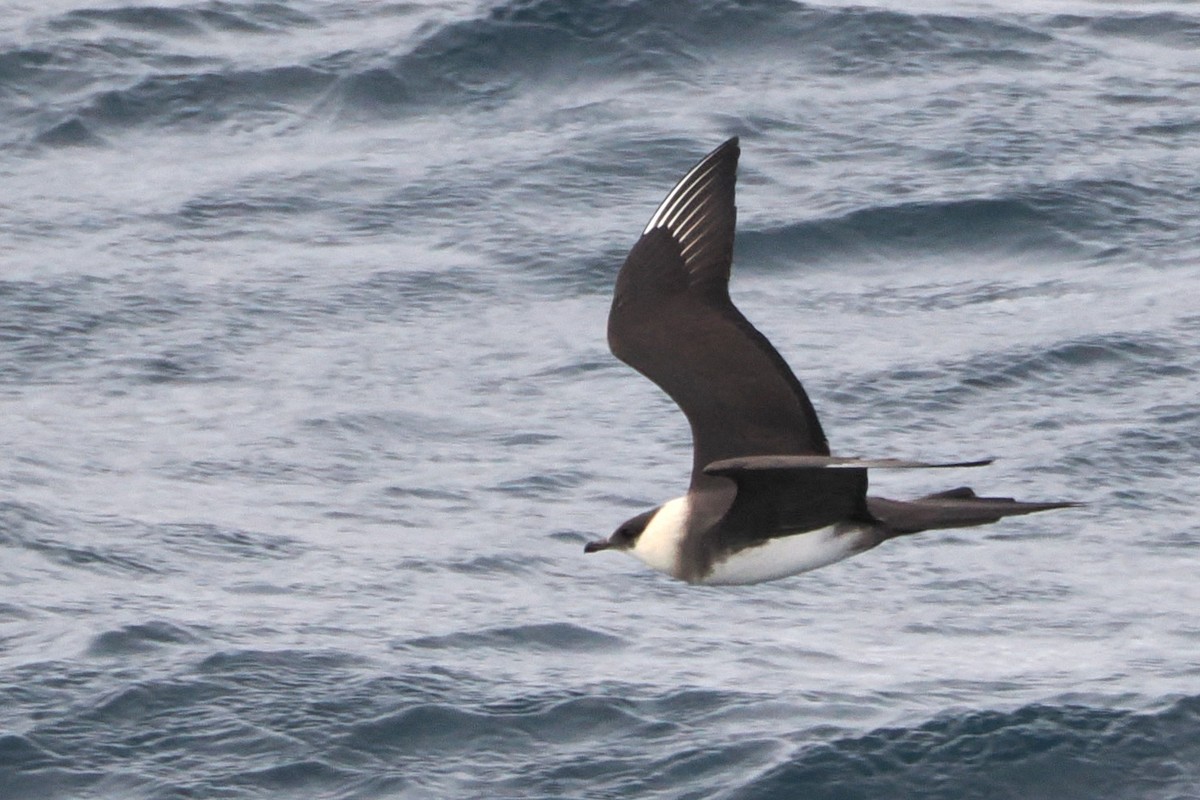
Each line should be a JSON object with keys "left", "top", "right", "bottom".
{"left": 607, "top": 138, "right": 829, "bottom": 487}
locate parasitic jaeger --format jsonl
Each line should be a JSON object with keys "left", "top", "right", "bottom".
{"left": 585, "top": 137, "right": 1075, "bottom": 585}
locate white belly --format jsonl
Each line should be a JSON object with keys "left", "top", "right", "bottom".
{"left": 700, "top": 524, "right": 871, "bottom": 586}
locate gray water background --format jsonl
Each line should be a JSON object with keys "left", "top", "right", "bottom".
{"left": 2, "top": 1, "right": 1199, "bottom": 797}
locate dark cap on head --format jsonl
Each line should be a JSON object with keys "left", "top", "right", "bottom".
{"left": 584, "top": 507, "right": 657, "bottom": 554}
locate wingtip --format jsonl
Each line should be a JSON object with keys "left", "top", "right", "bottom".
{"left": 640, "top": 136, "right": 742, "bottom": 238}
{"left": 711, "top": 136, "right": 740, "bottom": 162}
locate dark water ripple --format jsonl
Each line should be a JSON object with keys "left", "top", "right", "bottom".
{"left": 826, "top": 330, "right": 1192, "bottom": 422}
{"left": 1079, "top": 12, "right": 1200, "bottom": 48}
{"left": 343, "top": 0, "right": 1064, "bottom": 115}
{"left": 736, "top": 698, "right": 1200, "bottom": 800}
{"left": 3, "top": 0, "right": 1192, "bottom": 143}
{"left": 739, "top": 177, "right": 1186, "bottom": 270}
{"left": 955, "top": 333, "right": 1188, "bottom": 395}
{"left": 53, "top": 3, "right": 320, "bottom": 36}
{"left": 84, "top": 64, "right": 336, "bottom": 129}
{"left": 86, "top": 620, "right": 201, "bottom": 657}
{"left": 405, "top": 622, "right": 626, "bottom": 652}
{"left": 0, "top": 501, "right": 160, "bottom": 576}
{"left": 741, "top": 195, "right": 1082, "bottom": 269}
{"left": 4, "top": 644, "right": 1196, "bottom": 800}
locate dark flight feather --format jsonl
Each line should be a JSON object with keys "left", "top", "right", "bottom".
{"left": 608, "top": 138, "right": 829, "bottom": 488}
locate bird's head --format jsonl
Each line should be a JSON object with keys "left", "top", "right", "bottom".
{"left": 584, "top": 508, "right": 657, "bottom": 554}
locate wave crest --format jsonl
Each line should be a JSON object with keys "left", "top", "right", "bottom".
{"left": 737, "top": 698, "right": 1200, "bottom": 800}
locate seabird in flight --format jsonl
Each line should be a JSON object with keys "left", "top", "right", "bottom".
{"left": 585, "top": 137, "right": 1075, "bottom": 585}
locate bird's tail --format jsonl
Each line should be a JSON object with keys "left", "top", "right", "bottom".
{"left": 866, "top": 487, "right": 1079, "bottom": 537}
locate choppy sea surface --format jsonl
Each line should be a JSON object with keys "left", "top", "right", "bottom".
{"left": 3, "top": 0, "right": 1200, "bottom": 797}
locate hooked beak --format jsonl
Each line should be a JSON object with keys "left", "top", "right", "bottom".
{"left": 584, "top": 538, "right": 611, "bottom": 553}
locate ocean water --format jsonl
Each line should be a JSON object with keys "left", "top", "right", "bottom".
{"left": 3, "top": 0, "right": 1200, "bottom": 797}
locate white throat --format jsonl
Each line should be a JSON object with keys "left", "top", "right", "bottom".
{"left": 629, "top": 495, "right": 690, "bottom": 577}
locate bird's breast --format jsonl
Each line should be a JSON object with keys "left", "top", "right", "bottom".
{"left": 700, "top": 523, "right": 876, "bottom": 585}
